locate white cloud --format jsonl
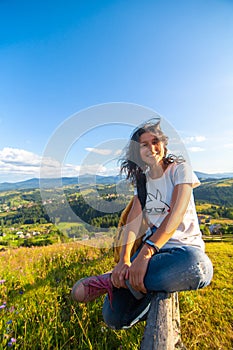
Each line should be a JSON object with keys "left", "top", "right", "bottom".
{"left": 183, "top": 136, "right": 206, "bottom": 144}
{"left": 76, "top": 164, "right": 107, "bottom": 175}
{"left": 0, "top": 148, "right": 42, "bottom": 179}
{"left": 0, "top": 147, "right": 41, "bottom": 166}
{"left": 188, "top": 147, "right": 205, "bottom": 152}
{"left": 85, "top": 147, "right": 113, "bottom": 155}
{"left": 114, "top": 149, "right": 123, "bottom": 156}
{"left": 0, "top": 147, "right": 71, "bottom": 180}
{"left": 0, "top": 147, "right": 117, "bottom": 182}
{"left": 223, "top": 143, "right": 233, "bottom": 149}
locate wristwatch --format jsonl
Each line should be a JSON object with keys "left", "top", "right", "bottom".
{"left": 144, "top": 239, "right": 160, "bottom": 254}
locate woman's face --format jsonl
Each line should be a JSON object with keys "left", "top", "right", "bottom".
{"left": 139, "top": 132, "right": 165, "bottom": 166}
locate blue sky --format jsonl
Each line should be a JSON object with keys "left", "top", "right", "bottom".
{"left": 0, "top": 0, "right": 233, "bottom": 182}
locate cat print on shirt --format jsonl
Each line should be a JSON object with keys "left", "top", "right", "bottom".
{"left": 145, "top": 190, "right": 170, "bottom": 216}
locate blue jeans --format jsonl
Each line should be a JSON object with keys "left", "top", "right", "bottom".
{"left": 102, "top": 245, "right": 213, "bottom": 329}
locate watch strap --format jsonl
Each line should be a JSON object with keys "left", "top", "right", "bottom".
{"left": 144, "top": 239, "right": 160, "bottom": 254}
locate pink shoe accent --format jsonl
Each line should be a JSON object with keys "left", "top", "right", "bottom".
{"left": 71, "top": 273, "right": 113, "bottom": 305}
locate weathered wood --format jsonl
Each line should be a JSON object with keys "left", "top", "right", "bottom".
{"left": 140, "top": 292, "right": 186, "bottom": 350}
{"left": 171, "top": 292, "right": 186, "bottom": 349}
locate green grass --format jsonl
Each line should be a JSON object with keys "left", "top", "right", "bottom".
{"left": 57, "top": 222, "right": 84, "bottom": 230}
{"left": 0, "top": 241, "right": 232, "bottom": 349}
{"left": 179, "top": 242, "right": 233, "bottom": 349}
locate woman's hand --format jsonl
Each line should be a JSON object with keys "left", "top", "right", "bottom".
{"left": 128, "top": 245, "right": 153, "bottom": 293}
{"left": 111, "top": 259, "right": 131, "bottom": 289}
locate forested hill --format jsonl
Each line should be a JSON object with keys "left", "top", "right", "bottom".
{"left": 1, "top": 176, "right": 233, "bottom": 207}
{"left": 193, "top": 178, "right": 233, "bottom": 206}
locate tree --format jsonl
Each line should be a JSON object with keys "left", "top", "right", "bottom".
{"left": 202, "top": 225, "right": 210, "bottom": 236}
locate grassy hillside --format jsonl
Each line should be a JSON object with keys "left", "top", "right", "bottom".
{"left": 0, "top": 241, "right": 232, "bottom": 349}
{"left": 194, "top": 178, "right": 233, "bottom": 206}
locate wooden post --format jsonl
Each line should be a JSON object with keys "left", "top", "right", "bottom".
{"left": 140, "top": 292, "right": 186, "bottom": 350}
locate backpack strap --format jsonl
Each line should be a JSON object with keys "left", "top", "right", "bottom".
{"left": 136, "top": 172, "right": 147, "bottom": 210}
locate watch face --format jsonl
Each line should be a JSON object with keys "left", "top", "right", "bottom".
{"left": 151, "top": 226, "right": 157, "bottom": 233}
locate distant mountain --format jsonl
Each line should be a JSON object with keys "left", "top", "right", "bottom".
{"left": 77, "top": 174, "right": 122, "bottom": 185}
{"left": 0, "top": 177, "right": 78, "bottom": 192}
{"left": 195, "top": 171, "right": 233, "bottom": 180}
{"left": 0, "top": 172, "right": 232, "bottom": 192}
{"left": 0, "top": 178, "right": 40, "bottom": 192}
{"left": 0, "top": 175, "right": 122, "bottom": 192}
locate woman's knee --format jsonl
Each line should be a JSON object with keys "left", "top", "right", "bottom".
{"left": 184, "top": 247, "right": 213, "bottom": 284}
{"left": 145, "top": 246, "right": 213, "bottom": 292}
{"left": 194, "top": 253, "right": 214, "bottom": 288}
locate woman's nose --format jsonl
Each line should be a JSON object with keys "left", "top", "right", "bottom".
{"left": 148, "top": 143, "right": 155, "bottom": 152}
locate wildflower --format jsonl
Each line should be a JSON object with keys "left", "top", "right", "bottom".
{"left": 0, "top": 304, "right": 6, "bottom": 309}
{"left": 7, "top": 320, "right": 12, "bottom": 324}
{"left": 0, "top": 279, "right": 6, "bottom": 284}
{"left": 7, "top": 337, "right": 16, "bottom": 347}
{"left": 101, "top": 326, "right": 107, "bottom": 333}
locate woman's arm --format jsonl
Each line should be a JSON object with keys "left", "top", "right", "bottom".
{"left": 128, "top": 183, "right": 192, "bottom": 292}
{"left": 111, "top": 195, "right": 143, "bottom": 288}
{"left": 119, "top": 195, "right": 143, "bottom": 262}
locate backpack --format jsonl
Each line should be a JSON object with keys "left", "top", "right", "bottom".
{"left": 113, "top": 173, "right": 148, "bottom": 263}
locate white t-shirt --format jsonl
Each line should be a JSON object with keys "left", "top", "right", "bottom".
{"left": 135, "top": 162, "right": 205, "bottom": 251}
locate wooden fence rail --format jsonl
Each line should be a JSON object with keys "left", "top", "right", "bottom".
{"left": 140, "top": 292, "right": 187, "bottom": 350}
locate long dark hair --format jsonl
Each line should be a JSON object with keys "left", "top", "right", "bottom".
{"left": 119, "top": 119, "right": 184, "bottom": 184}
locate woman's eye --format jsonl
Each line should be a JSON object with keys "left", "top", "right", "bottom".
{"left": 152, "top": 140, "right": 159, "bottom": 145}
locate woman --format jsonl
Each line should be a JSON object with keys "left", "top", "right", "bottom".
{"left": 72, "top": 119, "right": 213, "bottom": 330}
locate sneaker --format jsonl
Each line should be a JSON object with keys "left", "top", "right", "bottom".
{"left": 122, "top": 299, "right": 151, "bottom": 329}
{"left": 121, "top": 290, "right": 152, "bottom": 328}
{"left": 103, "top": 288, "right": 153, "bottom": 330}
{"left": 71, "top": 273, "right": 113, "bottom": 305}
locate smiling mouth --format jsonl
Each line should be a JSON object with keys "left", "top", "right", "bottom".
{"left": 148, "top": 153, "right": 158, "bottom": 158}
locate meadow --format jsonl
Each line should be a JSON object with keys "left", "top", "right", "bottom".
{"left": 0, "top": 241, "right": 232, "bottom": 350}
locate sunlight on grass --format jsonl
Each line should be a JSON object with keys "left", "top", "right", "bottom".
{"left": 0, "top": 241, "right": 232, "bottom": 349}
